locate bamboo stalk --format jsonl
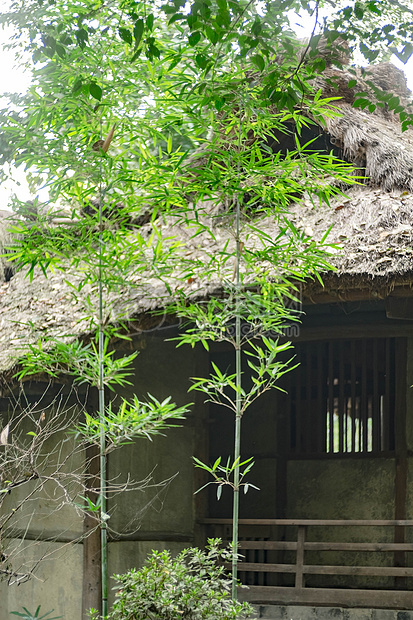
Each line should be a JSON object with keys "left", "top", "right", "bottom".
{"left": 99, "top": 148, "right": 108, "bottom": 620}
{"left": 232, "top": 94, "right": 243, "bottom": 598}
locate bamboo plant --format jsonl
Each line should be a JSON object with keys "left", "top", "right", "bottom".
{"left": 0, "top": 0, "right": 365, "bottom": 611}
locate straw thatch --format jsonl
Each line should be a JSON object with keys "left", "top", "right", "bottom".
{"left": 0, "top": 61, "right": 413, "bottom": 379}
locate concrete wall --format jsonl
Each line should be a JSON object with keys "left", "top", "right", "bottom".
{"left": 286, "top": 458, "right": 395, "bottom": 520}
{"left": 0, "top": 334, "right": 200, "bottom": 619}
{"left": 0, "top": 415, "right": 84, "bottom": 620}
{"left": 0, "top": 539, "right": 83, "bottom": 619}
{"left": 285, "top": 458, "right": 396, "bottom": 588}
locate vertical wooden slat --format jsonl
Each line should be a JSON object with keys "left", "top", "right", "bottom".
{"left": 373, "top": 339, "right": 379, "bottom": 452}
{"left": 306, "top": 345, "right": 314, "bottom": 453}
{"left": 390, "top": 338, "right": 396, "bottom": 452}
{"left": 383, "top": 338, "right": 394, "bottom": 450}
{"left": 361, "top": 339, "right": 368, "bottom": 453}
{"left": 258, "top": 538, "right": 266, "bottom": 586}
{"left": 303, "top": 345, "right": 309, "bottom": 453}
{"left": 328, "top": 342, "right": 334, "bottom": 453}
{"left": 350, "top": 340, "right": 356, "bottom": 453}
{"left": 295, "top": 348, "right": 302, "bottom": 453}
{"left": 338, "top": 341, "right": 345, "bottom": 454}
{"left": 383, "top": 338, "right": 391, "bottom": 451}
{"left": 317, "top": 342, "right": 325, "bottom": 453}
{"left": 394, "top": 338, "right": 407, "bottom": 458}
{"left": 284, "top": 366, "right": 292, "bottom": 453}
{"left": 295, "top": 526, "right": 306, "bottom": 589}
{"left": 282, "top": 336, "right": 396, "bottom": 459}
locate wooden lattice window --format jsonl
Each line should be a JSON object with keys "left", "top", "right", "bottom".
{"left": 285, "top": 338, "right": 396, "bottom": 455}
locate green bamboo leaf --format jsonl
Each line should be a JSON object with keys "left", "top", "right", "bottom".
{"left": 189, "top": 31, "right": 201, "bottom": 46}
{"left": 195, "top": 53, "right": 208, "bottom": 69}
{"left": 119, "top": 27, "right": 133, "bottom": 45}
{"left": 55, "top": 44, "right": 66, "bottom": 58}
{"left": 133, "top": 19, "right": 144, "bottom": 46}
{"left": 251, "top": 54, "right": 265, "bottom": 71}
{"left": 75, "top": 28, "right": 88, "bottom": 49}
{"left": 130, "top": 47, "right": 142, "bottom": 62}
{"left": 72, "top": 76, "right": 83, "bottom": 93}
{"left": 89, "top": 83, "right": 102, "bottom": 101}
{"left": 395, "top": 42, "right": 413, "bottom": 63}
{"left": 354, "top": 2, "right": 364, "bottom": 19}
{"left": 168, "top": 12, "right": 184, "bottom": 24}
{"left": 146, "top": 13, "right": 154, "bottom": 31}
{"left": 206, "top": 27, "right": 219, "bottom": 44}
{"left": 212, "top": 457, "right": 221, "bottom": 470}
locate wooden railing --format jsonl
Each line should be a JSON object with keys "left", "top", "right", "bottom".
{"left": 200, "top": 518, "right": 413, "bottom": 609}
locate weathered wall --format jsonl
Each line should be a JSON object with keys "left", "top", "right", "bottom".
{"left": 285, "top": 457, "right": 396, "bottom": 587}
{"left": 286, "top": 458, "right": 395, "bottom": 520}
{"left": 0, "top": 333, "right": 201, "bottom": 619}
{"left": 0, "top": 419, "right": 84, "bottom": 620}
{"left": 0, "top": 539, "right": 83, "bottom": 619}
{"left": 0, "top": 431, "right": 84, "bottom": 538}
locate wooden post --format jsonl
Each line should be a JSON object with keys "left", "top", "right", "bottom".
{"left": 82, "top": 441, "right": 102, "bottom": 617}
{"left": 295, "top": 525, "right": 306, "bottom": 589}
{"left": 394, "top": 338, "right": 407, "bottom": 587}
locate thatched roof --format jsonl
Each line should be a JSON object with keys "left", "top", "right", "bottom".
{"left": 1, "top": 61, "right": 413, "bottom": 379}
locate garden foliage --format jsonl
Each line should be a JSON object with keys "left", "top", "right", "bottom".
{"left": 107, "top": 539, "right": 252, "bottom": 620}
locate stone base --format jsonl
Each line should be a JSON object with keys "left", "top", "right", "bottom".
{"left": 256, "top": 606, "right": 413, "bottom": 620}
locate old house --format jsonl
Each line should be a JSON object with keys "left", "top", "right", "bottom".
{"left": 1, "top": 60, "right": 413, "bottom": 619}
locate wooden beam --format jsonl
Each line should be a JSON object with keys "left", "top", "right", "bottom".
{"left": 4, "top": 529, "right": 83, "bottom": 544}
{"left": 297, "top": 324, "right": 413, "bottom": 342}
{"left": 233, "top": 563, "right": 413, "bottom": 577}
{"left": 200, "top": 518, "right": 413, "bottom": 526}
{"left": 386, "top": 298, "right": 413, "bottom": 321}
{"left": 302, "top": 284, "right": 413, "bottom": 305}
{"left": 109, "top": 532, "right": 193, "bottom": 542}
{"left": 303, "top": 565, "right": 413, "bottom": 577}
{"left": 239, "top": 541, "right": 413, "bottom": 552}
{"left": 238, "top": 586, "right": 413, "bottom": 609}
{"left": 229, "top": 562, "right": 296, "bottom": 573}
{"left": 5, "top": 529, "right": 194, "bottom": 544}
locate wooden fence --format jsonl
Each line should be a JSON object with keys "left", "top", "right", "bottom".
{"left": 201, "top": 518, "right": 413, "bottom": 609}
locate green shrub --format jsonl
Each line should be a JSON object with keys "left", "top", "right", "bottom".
{"left": 108, "top": 539, "right": 253, "bottom": 620}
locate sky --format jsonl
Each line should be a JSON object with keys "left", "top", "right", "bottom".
{"left": 0, "top": 25, "right": 32, "bottom": 208}
{"left": 1, "top": 12, "right": 413, "bottom": 209}
{"left": 291, "top": 11, "right": 413, "bottom": 88}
